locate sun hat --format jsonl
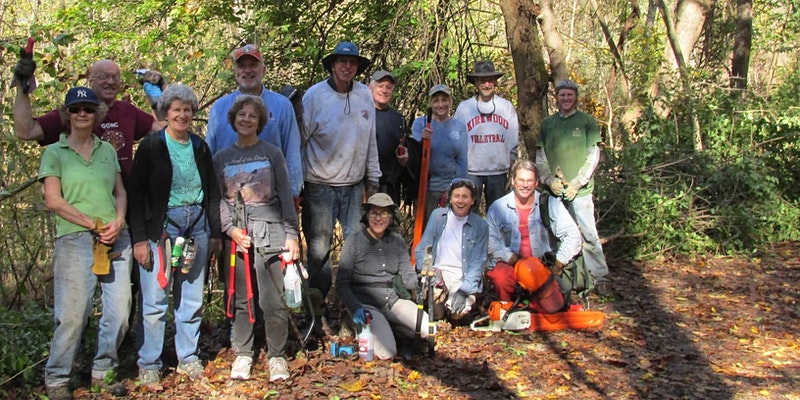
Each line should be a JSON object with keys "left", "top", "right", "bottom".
{"left": 466, "top": 61, "right": 504, "bottom": 84}
{"left": 321, "top": 41, "right": 371, "bottom": 75}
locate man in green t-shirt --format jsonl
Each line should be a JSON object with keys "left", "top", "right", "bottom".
{"left": 535, "top": 79, "right": 609, "bottom": 295}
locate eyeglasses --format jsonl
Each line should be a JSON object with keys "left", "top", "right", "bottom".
{"left": 368, "top": 211, "right": 391, "bottom": 219}
{"left": 92, "top": 74, "right": 120, "bottom": 83}
{"left": 68, "top": 105, "right": 97, "bottom": 114}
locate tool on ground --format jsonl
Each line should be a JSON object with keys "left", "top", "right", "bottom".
{"left": 411, "top": 108, "right": 433, "bottom": 265}
{"left": 414, "top": 245, "right": 436, "bottom": 356}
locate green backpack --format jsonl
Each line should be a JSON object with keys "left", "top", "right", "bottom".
{"left": 539, "top": 191, "right": 595, "bottom": 308}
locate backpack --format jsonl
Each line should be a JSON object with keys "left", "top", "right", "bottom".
{"left": 538, "top": 191, "right": 595, "bottom": 308}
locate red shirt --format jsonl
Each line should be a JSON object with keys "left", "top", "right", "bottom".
{"left": 36, "top": 100, "right": 154, "bottom": 176}
{"left": 517, "top": 206, "right": 532, "bottom": 258}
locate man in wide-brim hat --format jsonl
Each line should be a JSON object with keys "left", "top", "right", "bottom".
{"left": 454, "top": 60, "right": 520, "bottom": 212}
{"left": 300, "top": 41, "right": 381, "bottom": 318}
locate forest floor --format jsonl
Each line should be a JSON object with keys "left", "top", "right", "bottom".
{"left": 10, "top": 242, "right": 800, "bottom": 399}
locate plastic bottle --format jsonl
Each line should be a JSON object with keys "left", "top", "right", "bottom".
{"left": 283, "top": 262, "right": 303, "bottom": 308}
{"left": 181, "top": 237, "right": 196, "bottom": 274}
{"left": 358, "top": 313, "right": 374, "bottom": 361}
{"left": 171, "top": 236, "right": 185, "bottom": 268}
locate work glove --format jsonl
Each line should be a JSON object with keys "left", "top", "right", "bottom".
{"left": 545, "top": 176, "right": 565, "bottom": 197}
{"left": 138, "top": 70, "right": 165, "bottom": 89}
{"left": 353, "top": 307, "right": 367, "bottom": 325}
{"left": 549, "top": 260, "right": 566, "bottom": 277}
{"left": 563, "top": 179, "right": 581, "bottom": 201}
{"left": 13, "top": 55, "right": 36, "bottom": 85}
{"left": 91, "top": 218, "right": 120, "bottom": 276}
{"left": 449, "top": 290, "right": 468, "bottom": 315}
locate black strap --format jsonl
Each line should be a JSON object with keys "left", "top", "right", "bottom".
{"left": 165, "top": 205, "right": 204, "bottom": 237}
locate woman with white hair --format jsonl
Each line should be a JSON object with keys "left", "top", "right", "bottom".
{"left": 128, "top": 84, "right": 222, "bottom": 385}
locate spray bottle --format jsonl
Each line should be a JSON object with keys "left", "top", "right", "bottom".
{"left": 282, "top": 252, "right": 303, "bottom": 308}
{"left": 358, "top": 312, "right": 374, "bottom": 362}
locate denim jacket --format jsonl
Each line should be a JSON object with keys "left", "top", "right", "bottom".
{"left": 486, "top": 190, "right": 581, "bottom": 266}
{"left": 414, "top": 207, "right": 488, "bottom": 295}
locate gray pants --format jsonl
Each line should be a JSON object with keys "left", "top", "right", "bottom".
{"left": 362, "top": 299, "right": 429, "bottom": 360}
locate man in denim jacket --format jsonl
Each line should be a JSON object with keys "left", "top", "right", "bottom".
{"left": 485, "top": 160, "right": 581, "bottom": 301}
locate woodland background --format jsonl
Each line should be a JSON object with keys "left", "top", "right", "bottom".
{"left": 0, "top": 0, "right": 799, "bottom": 397}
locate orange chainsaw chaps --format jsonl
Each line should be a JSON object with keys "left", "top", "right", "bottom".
{"left": 528, "top": 308, "right": 605, "bottom": 331}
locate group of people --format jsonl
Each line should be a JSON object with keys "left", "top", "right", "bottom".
{"left": 11, "top": 40, "right": 609, "bottom": 400}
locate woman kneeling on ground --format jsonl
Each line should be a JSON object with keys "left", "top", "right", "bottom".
{"left": 337, "top": 193, "right": 429, "bottom": 360}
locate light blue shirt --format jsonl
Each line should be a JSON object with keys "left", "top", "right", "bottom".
{"left": 206, "top": 87, "right": 302, "bottom": 197}
{"left": 486, "top": 190, "right": 581, "bottom": 266}
{"left": 411, "top": 117, "right": 468, "bottom": 192}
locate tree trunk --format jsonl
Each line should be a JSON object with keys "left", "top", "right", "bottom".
{"left": 649, "top": 0, "right": 714, "bottom": 118}
{"left": 499, "top": 0, "right": 550, "bottom": 158}
{"left": 731, "top": 0, "right": 752, "bottom": 90}
{"left": 663, "top": 0, "right": 714, "bottom": 69}
{"left": 537, "top": 0, "right": 569, "bottom": 85}
{"left": 658, "top": 0, "right": 704, "bottom": 151}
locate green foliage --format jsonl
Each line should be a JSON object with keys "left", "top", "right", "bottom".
{"left": 598, "top": 68, "right": 800, "bottom": 259}
{"left": 0, "top": 304, "right": 53, "bottom": 387}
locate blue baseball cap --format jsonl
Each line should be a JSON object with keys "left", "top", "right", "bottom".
{"left": 321, "top": 41, "right": 371, "bottom": 75}
{"left": 64, "top": 86, "right": 99, "bottom": 107}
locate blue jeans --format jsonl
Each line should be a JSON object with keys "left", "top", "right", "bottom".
{"left": 301, "top": 181, "right": 363, "bottom": 298}
{"left": 137, "top": 205, "right": 209, "bottom": 370}
{"left": 566, "top": 194, "right": 609, "bottom": 280}
{"left": 468, "top": 173, "right": 507, "bottom": 212}
{"left": 45, "top": 230, "right": 132, "bottom": 387}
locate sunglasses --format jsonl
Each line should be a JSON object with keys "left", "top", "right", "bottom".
{"left": 68, "top": 105, "right": 97, "bottom": 114}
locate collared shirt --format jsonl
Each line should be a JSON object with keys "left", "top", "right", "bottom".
{"left": 486, "top": 191, "right": 581, "bottom": 266}
{"left": 38, "top": 134, "right": 121, "bottom": 237}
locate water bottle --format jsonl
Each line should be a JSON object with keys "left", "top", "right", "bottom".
{"left": 358, "top": 313, "right": 374, "bottom": 362}
{"left": 171, "top": 236, "right": 185, "bottom": 268}
{"left": 283, "top": 262, "right": 303, "bottom": 308}
{"left": 181, "top": 237, "right": 196, "bottom": 274}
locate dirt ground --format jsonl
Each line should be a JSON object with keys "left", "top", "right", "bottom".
{"left": 15, "top": 242, "right": 800, "bottom": 399}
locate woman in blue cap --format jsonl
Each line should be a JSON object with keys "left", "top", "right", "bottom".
{"left": 39, "top": 86, "right": 131, "bottom": 399}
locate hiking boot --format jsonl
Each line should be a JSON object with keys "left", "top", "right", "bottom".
{"left": 176, "top": 360, "right": 205, "bottom": 380}
{"left": 268, "top": 357, "right": 290, "bottom": 382}
{"left": 230, "top": 355, "right": 253, "bottom": 380}
{"left": 137, "top": 368, "right": 160, "bottom": 385}
{"left": 594, "top": 280, "right": 611, "bottom": 297}
{"left": 46, "top": 385, "right": 72, "bottom": 400}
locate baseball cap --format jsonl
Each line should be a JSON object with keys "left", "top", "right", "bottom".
{"left": 428, "top": 84, "right": 451, "bottom": 97}
{"left": 232, "top": 44, "right": 263, "bottom": 63}
{"left": 64, "top": 86, "right": 99, "bottom": 106}
{"left": 371, "top": 70, "right": 395, "bottom": 83}
{"left": 555, "top": 79, "right": 579, "bottom": 94}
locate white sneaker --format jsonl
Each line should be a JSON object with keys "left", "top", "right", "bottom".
{"left": 230, "top": 355, "right": 253, "bottom": 380}
{"left": 268, "top": 357, "right": 290, "bottom": 382}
